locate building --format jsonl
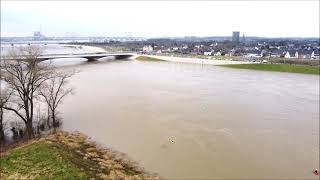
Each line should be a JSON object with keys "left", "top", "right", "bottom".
{"left": 214, "top": 51, "right": 222, "bottom": 56}
{"left": 284, "top": 50, "right": 298, "bottom": 58}
{"left": 142, "top": 45, "right": 153, "bottom": 53}
{"left": 311, "top": 50, "right": 320, "bottom": 60}
{"left": 204, "top": 51, "right": 213, "bottom": 56}
{"left": 33, "top": 31, "right": 45, "bottom": 41}
{"left": 242, "top": 33, "right": 246, "bottom": 44}
{"left": 232, "top": 31, "right": 240, "bottom": 45}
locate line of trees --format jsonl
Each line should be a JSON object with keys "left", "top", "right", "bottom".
{"left": 0, "top": 46, "right": 75, "bottom": 142}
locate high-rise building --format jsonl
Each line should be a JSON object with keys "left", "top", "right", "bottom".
{"left": 232, "top": 31, "right": 240, "bottom": 45}
{"left": 242, "top": 33, "right": 246, "bottom": 43}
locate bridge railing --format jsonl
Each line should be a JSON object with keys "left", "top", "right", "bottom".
{"left": 39, "top": 51, "right": 136, "bottom": 57}
{"left": 0, "top": 52, "right": 136, "bottom": 60}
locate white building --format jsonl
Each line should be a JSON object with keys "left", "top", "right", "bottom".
{"left": 204, "top": 51, "right": 213, "bottom": 56}
{"left": 214, "top": 52, "right": 222, "bottom": 56}
{"left": 142, "top": 45, "right": 153, "bottom": 53}
{"left": 284, "top": 51, "right": 298, "bottom": 58}
{"left": 311, "top": 51, "right": 320, "bottom": 60}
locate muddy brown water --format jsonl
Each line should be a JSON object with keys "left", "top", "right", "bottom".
{"left": 60, "top": 60, "right": 319, "bottom": 179}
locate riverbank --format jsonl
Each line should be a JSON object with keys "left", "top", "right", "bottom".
{"left": 149, "top": 53, "right": 320, "bottom": 66}
{"left": 0, "top": 131, "right": 160, "bottom": 179}
{"left": 138, "top": 55, "right": 255, "bottom": 65}
{"left": 136, "top": 56, "right": 166, "bottom": 61}
{"left": 220, "top": 64, "right": 320, "bottom": 75}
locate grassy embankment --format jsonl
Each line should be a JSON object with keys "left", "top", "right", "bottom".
{"left": 158, "top": 53, "right": 320, "bottom": 65}
{"left": 136, "top": 55, "right": 319, "bottom": 74}
{"left": 0, "top": 131, "right": 159, "bottom": 179}
{"left": 162, "top": 53, "right": 237, "bottom": 60}
{"left": 220, "top": 64, "right": 320, "bottom": 75}
{"left": 136, "top": 56, "right": 166, "bottom": 61}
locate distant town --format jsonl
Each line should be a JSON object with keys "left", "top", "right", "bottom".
{"left": 1, "top": 31, "right": 319, "bottom": 60}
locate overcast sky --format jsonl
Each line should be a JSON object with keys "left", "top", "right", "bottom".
{"left": 1, "top": 1, "right": 319, "bottom": 37}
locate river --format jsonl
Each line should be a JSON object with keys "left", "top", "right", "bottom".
{"left": 58, "top": 59, "right": 319, "bottom": 179}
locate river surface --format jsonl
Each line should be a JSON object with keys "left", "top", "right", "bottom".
{"left": 59, "top": 59, "right": 319, "bottom": 179}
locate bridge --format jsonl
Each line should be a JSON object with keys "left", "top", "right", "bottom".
{"left": 1, "top": 52, "right": 135, "bottom": 62}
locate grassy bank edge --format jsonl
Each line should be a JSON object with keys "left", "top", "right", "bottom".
{"left": 0, "top": 131, "right": 160, "bottom": 179}
{"left": 136, "top": 56, "right": 166, "bottom": 61}
{"left": 219, "top": 64, "right": 320, "bottom": 75}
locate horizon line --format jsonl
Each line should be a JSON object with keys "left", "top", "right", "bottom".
{"left": 1, "top": 35, "right": 319, "bottom": 39}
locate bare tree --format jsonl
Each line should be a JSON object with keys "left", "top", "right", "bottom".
{"left": 1, "top": 46, "right": 53, "bottom": 139}
{"left": 0, "top": 88, "right": 13, "bottom": 142}
{"left": 39, "top": 71, "right": 74, "bottom": 130}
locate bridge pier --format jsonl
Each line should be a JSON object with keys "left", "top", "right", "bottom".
{"left": 86, "top": 57, "right": 98, "bottom": 62}
{"left": 114, "top": 55, "right": 132, "bottom": 60}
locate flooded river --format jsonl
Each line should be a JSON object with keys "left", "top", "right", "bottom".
{"left": 59, "top": 59, "right": 319, "bottom": 179}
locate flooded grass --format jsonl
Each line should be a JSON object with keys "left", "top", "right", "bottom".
{"left": 220, "top": 63, "right": 320, "bottom": 74}
{"left": 0, "top": 131, "right": 160, "bottom": 179}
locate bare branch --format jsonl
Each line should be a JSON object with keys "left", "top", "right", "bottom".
{"left": 38, "top": 70, "right": 75, "bottom": 128}
{"left": 2, "top": 106, "right": 27, "bottom": 123}
{"left": 0, "top": 46, "right": 48, "bottom": 138}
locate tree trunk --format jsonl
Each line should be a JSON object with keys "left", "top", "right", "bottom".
{"left": 0, "top": 124, "right": 4, "bottom": 142}
{"left": 26, "top": 120, "right": 33, "bottom": 139}
{"left": 23, "top": 98, "right": 33, "bottom": 139}
{"left": 30, "top": 98, "right": 34, "bottom": 129}
{"left": 0, "top": 107, "right": 5, "bottom": 142}
{"left": 47, "top": 106, "right": 51, "bottom": 128}
{"left": 52, "top": 110, "right": 57, "bottom": 129}
{"left": 52, "top": 109, "right": 57, "bottom": 133}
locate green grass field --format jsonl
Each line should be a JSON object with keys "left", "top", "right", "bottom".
{"left": 0, "top": 141, "right": 92, "bottom": 179}
{"left": 220, "top": 64, "right": 320, "bottom": 75}
{"left": 136, "top": 56, "right": 166, "bottom": 61}
{"left": 0, "top": 132, "right": 158, "bottom": 179}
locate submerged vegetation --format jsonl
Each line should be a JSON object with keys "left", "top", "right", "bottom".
{"left": 0, "top": 131, "right": 160, "bottom": 179}
{"left": 220, "top": 64, "right": 320, "bottom": 75}
{"left": 136, "top": 56, "right": 166, "bottom": 61}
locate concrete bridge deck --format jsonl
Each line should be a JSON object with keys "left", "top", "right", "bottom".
{"left": 1, "top": 52, "right": 135, "bottom": 62}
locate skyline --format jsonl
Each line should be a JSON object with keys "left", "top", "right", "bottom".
{"left": 1, "top": 1, "right": 319, "bottom": 38}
